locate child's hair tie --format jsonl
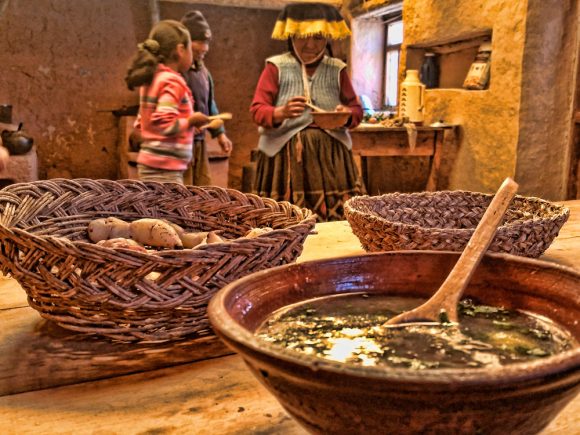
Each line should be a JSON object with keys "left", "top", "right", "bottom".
{"left": 139, "top": 39, "right": 160, "bottom": 55}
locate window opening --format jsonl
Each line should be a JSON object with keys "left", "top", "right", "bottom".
{"left": 384, "top": 16, "right": 403, "bottom": 110}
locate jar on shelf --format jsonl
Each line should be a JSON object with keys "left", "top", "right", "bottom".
{"left": 399, "top": 70, "right": 425, "bottom": 124}
{"left": 420, "top": 52, "right": 439, "bottom": 89}
{"left": 463, "top": 42, "right": 492, "bottom": 90}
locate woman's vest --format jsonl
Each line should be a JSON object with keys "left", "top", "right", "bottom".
{"left": 258, "top": 52, "right": 352, "bottom": 157}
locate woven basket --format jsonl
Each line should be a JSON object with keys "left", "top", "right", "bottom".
{"left": 0, "top": 179, "right": 315, "bottom": 343}
{"left": 344, "top": 190, "right": 569, "bottom": 258}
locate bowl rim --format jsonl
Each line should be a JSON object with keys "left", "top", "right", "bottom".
{"left": 310, "top": 111, "right": 351, "bottom": 117}
{"left": 208, "top": 251, "right": 580, "bottom": 387}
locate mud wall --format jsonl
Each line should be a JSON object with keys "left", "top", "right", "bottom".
{"left": 515, "top": 0, "right": 578, "bottom": 199}
{"left": 0, "top": 0, "right": 283, "bottom": 189}
{"left": 347, "top": 0, "right": 577, "bottom": 198}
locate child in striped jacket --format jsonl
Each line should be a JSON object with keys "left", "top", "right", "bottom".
{"left": 125, "top": 20, "right": 209, "bottom": 184}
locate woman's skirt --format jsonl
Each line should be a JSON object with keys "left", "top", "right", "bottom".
{"left": 253, "top": 128, "right": 365, "bottom": 221}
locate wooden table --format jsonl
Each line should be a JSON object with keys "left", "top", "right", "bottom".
{"left": 1, "top": 201, "right": 579, "bottom": 434}
{"left": 351, "top": 124, "right": 455, "bottom": 193}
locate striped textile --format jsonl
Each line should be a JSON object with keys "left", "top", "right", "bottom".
{"left": 135, "top": 64, "right": 195, "bottom": 171}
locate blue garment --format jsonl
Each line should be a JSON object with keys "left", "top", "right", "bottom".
{"left": 182, "top": 61, "right": 226, "bottom": 141}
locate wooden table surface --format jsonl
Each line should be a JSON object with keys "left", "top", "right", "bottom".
{"left": 1, "top": 200, "right": 579, "bottom": 434}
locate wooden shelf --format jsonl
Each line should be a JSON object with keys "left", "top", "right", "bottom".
{"left": 406, "top": 30, "right": 492, "bottom": 90}
{"left": 407, "top": 29, "right": 492, "bottom": 53}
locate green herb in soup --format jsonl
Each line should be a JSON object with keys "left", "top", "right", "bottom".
{"left": 256, "top": 294, "right": 576, "bottom": 369}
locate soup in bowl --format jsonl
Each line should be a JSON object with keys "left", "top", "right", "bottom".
{"left": 208, "top": 251, "right": 580, "bottom": 435}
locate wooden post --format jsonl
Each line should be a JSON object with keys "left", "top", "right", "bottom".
{"left": 425, "top": 129, "right": 444, "bottom": 191}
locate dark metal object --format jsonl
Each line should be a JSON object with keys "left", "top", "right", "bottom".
{"left": 1, "top": 123, "right": 34, "bottom": 155}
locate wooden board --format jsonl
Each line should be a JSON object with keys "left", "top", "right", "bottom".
{"left": 0, "top": 355, "right": 307, "bottom": 434}
{"left": 541, "top": 200, "right": 580, "bottom": 269}
{"left": 299, "top": 220, "right": 364, "bottom": 263}
{"left": 0, "top": 353, "right": 576, "bottom": 434}
{"left": 0, "top": 306, "right": 231, "bottom": 396}
{"left": 0, "top": 277, "right": 231, "bottom": 396}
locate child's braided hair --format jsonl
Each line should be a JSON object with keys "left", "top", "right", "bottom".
{"left": 125, "top": 20, "right": 190, "bottom": 90}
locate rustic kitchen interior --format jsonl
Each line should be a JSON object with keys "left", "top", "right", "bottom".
{"left": 1, "top": 0, "right": 580, "bottom": 433}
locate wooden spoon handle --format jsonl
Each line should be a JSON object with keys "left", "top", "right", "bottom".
{"left": 207, "top": 112, "right": 233, "bottom": 121}
{"left": 431, "top": 178, "right": 518, "bottom": 318}
{"left": 386, "top": 177, "right": 519, "bottom": 325}
{"left": 305, "top": 102, "right": 326, "bottom": 113}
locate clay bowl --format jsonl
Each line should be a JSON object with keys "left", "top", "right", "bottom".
{"left": 208, "top": 251, "right": 580, "bottom": 435}
{"left": 311, "top": 111, "right": 351, "bottom": 129}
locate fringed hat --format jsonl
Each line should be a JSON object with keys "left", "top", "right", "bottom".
{"left": 271, "top": 2, "right": 351, "bottom": 40}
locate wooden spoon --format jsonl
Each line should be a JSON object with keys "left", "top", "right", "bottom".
{"left": 207, "top": 112, "right": 233, "bottom": 121}
{"left": 305, "top": 102, "right": 327, "bottom": 113}
{"left": 386, "top": 177, "right": 519, "bottom": 326}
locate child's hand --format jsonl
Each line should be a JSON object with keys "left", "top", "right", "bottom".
{"left": 189, "top": 113, "right": 210, "bottom": 128}
{"left": 128, "top": 129, "right": 143, "bottom": 152}
{"left": 217, "top": 133, "right": 233, "bottom": 153}
{"left": 199, "top": 119, "right": 224, "bottom": 131}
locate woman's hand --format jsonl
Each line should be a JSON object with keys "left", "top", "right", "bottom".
{"left": 335, "top": 104, "right": 352, "bottom": 126}
{"left": 273, "top": 96, "right": 306, "bottom": 124}
{"left": 188, "top": 112, "right": 210, "bottom": 128}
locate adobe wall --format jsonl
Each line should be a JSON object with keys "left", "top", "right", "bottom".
{"left": 0, "top": 0, "right": 284, "bottom": 189}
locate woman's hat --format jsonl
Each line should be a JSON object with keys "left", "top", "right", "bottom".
{"left": 271, "top": 2, "right": 351, "bottom": 40}
{"left": 181, "top": 10, "right": 212, "bottom": 41}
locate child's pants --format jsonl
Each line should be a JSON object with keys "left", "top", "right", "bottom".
{"left": 137, "top": 164, "right": 184, "bottom": 184}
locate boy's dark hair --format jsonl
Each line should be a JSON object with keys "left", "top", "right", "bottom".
{"left": 125, "top": 20, "right": 190, "bottom": 90}
{"left": 181, "top": 10, "right": 212, "bottom": 42}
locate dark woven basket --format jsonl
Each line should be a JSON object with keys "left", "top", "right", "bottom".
{"left": 0, "top": 179, "right": 316, "bottom": 343}
{"left": 344, "top": 190, "right": 569, "bottom": 258}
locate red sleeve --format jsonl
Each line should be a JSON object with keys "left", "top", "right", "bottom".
{"left": 250, "top": 63, "right": 279, "bottom": 128}
{"left": 339, "top": 69, "right": 363, "bottom": 128}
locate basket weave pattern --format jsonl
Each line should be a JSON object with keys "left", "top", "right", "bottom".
{"left": 0, "top": 179, "right": 315, "bottom": 342}
{"left": 344, "top": 190, "right": 569, "bottom": 258}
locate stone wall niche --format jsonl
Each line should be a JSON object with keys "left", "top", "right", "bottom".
{"left": 406, "top": 30, "right": 492, "bottom": 90}
{"left": 403, "top": 0, "right": 527, "bottom": 195}
{"left": 402, "top": 0, "right": 577, "bottom": 199}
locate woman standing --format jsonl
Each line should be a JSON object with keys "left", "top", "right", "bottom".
{"left": 250, "top": 2, "right": 364, "bottom": 221}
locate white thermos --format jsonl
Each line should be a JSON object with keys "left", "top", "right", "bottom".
{"left": 399, "top": 70, "right": 425, "bottom": 123}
